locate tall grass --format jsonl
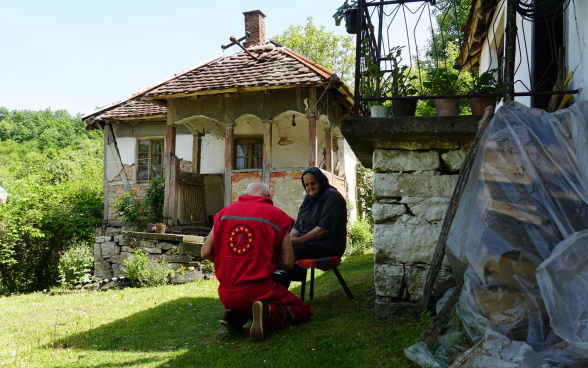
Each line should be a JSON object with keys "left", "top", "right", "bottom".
{"left": 0, "top": 251, "right": 423, "bottom": 368}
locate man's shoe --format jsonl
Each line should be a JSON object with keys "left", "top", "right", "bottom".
{"left": 219, "top": 310, "right": 246, "bottom": 334}
{"left": 250, "top": 300, "right": 270, "bottom": 342}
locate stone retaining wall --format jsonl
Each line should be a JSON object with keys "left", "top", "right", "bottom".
{"left": 341, "top": 115, "right": 480, "bottom": 318}
{"left": 94, "top": 227, "right": 205, "bottom": 280}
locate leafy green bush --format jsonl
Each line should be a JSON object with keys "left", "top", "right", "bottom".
{"left": 58, "top": 241, "right": 94, "bottom": 285}
{"left": 0, "top": 131, "right": 103, "bottom": 295}
{"left": 345, "top": 218, "right": 373, "bottom": 256}
{"left": 123, "top": 249, "right": 171, "bottom": 287}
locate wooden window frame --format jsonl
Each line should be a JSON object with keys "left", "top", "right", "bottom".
{"left": 136, "top": 137, "right": 165, "bottom": 181}
{"left": 234, "top": 137, "right": 263, "bottom": 170}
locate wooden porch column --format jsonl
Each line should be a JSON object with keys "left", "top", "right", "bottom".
{"left": 324, "top": 128, "right": 333, "bottom": 172}
{"left": 192, "top": 133, "right": 201, "bottom": 174}
{"left": 308, "top": 87, "right": 317, "bottom": 167}
{"left": 262, "top": 120, "right": 272, "bottom": 185}
{"left": 163, "top": 124, "right": 179, "bottom": 226}
{"left": 223, "top": 124, "right": 234, "bottom": 207}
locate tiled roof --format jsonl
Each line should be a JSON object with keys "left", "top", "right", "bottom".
{"left": 89, "top": 100, "right": 166, "bottom": 122}
{"left": 144, "top": 43, "right": 336, "bottom": 98}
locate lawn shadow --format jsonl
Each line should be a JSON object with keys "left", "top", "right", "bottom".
{"left": 48, "top": 252, "right": 379, "bottom": 368}
{"left": 50, "top": 295, "right": 221, "bottom": 352}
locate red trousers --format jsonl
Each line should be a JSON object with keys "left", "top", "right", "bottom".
{"left": 218, "top": 279, "right": 313, "bottom": 331}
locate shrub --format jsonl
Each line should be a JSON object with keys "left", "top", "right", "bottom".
{"left": 345, "top": 218, "right": 373, "bottom": 256}
{"left": 58, "top": 241, "right": 94, "bottom": 285}
{"left": 123, "top": 249, "right": 171, "bottom": 287}
{"left": 113, "top": 178, "right": 164, "bottom": 231}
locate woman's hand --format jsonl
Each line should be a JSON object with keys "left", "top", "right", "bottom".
{"left": 291, "top": 226, "right": 329, "bottom": 245}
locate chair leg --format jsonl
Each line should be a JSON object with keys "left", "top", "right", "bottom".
{"left": 310, "top": 268, "right": 315, "bottom": 300}
{"left": 300, "top": 268, "right": 307, "bottom": 301}
{"left": 333, "top": 267, "right": 354, "bottom": 299}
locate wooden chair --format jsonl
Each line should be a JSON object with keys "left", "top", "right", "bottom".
{"left": 295, "top": 256, "right": 354, "bottom": 301}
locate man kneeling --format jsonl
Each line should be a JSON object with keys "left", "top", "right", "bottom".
{"left": 201, "top": 182, "right": 313, "bottom": 341}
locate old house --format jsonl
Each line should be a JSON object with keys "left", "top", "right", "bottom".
{"left": 83, "top": 10, "right": 358, "bottom": 278}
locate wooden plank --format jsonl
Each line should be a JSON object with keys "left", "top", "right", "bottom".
{"left": 504, "top": 0, "right": 517, "bottom": 101}
{"left": 224, "top": 124, "right": 234, "bottom": 207}
{"left": 308, "top": 87, "right": 317, "bottom": 167}
{"left": 325, "top": 129, "right": 332, "bottom": 172}
{"left": 163, "top": 124, "right": 178, "bottom": 225}
{"left": 262, "top": 121, "right": 272, "bottom": 185}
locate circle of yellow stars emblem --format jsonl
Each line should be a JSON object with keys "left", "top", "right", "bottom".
{"left": 228, "top": 224, "right": 255, "bottom": 256}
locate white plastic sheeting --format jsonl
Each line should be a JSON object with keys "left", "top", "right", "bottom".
{"left": 406, "top": 101, "right": 588, "bottom": 367}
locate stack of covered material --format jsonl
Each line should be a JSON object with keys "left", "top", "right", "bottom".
{"left": 407, "top": 101, "right": 588, "bottom": 367}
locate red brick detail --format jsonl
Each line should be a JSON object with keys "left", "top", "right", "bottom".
{"left": 243, "top": 10, "right": 266, "bottom": 48}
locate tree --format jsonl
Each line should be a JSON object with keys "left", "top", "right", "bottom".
{"left": 273, "top": 17, "right": 356, "bottom": 88}
{"left": 0, "top": 108, "right": 103, "bottom": 295}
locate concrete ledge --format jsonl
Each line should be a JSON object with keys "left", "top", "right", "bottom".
{"left": 123, "top": 231, "right": 205, "bottom": 243}
{"left": 341, "top": 115, "right": 481, "bottom": 167}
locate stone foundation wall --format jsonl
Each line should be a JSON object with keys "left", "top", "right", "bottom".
{"left": 372, "top": 147, "right": 468, "bottom": 318}
{"left": 94, "top": 227, "right": 204, "bottom": 280}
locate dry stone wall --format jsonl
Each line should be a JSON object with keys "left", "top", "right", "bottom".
{"left": 373, "top": 147, "right": 467, "bottom": 318}
{"left": 94, "top": 227, "right": 204, "bottom": 279}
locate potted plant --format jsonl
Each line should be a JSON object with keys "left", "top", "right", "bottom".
{"left": 360, "top": 38, "right": 392, "bottom": 117}
{"left": 361, "top": 45, "right": 419, "bottom": 117}
{"left": 388, "top": 46, "right": 419, "bottom": 117}
{"left": 333, "top": 1, "right": 358, "bottom": 34}
{"left": 423, "top": 68, "right": 461, "bottom": 116}
{"left": 469, "top": 68, "right": 503, "bottom": 115}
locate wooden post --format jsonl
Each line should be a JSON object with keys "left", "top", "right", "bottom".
{"left": 224, "top": 124, "right": 234, "bottom": 207}
{"left": 262, "top": 120, "right": 272, "bottom": 185}
{"left": 504, "top": 0, "right": 517, "bottom": 101}
{"left": 102, "top": 124, "right": 110, "bottom": 224}
{"left": 192, "top": 133, "right": 201, "bottom": 174}
{"left": 308, "top": 87, "right": 317, "bottom": 167}
{"left": 163, "top": 124, "right": 178, "bottom": 226}
{"left": 324, "top": 128, "right": 333, "bottom": 172}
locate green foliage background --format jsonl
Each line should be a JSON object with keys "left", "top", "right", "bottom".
{"left": 0, "top": 107, "right": 103, "bottom": 295}
{"left": 273, "top": 17, "right": 356, "bottom": 88}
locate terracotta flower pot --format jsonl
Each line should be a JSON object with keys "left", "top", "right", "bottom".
{"left": 469, "top": 97, "right": 496, "bottom": 115}
{"left": 155, "top": 223, "right": 167, "bottom": 234}
{"left": 435, "top": 98, "right": 460, "bottom": 116}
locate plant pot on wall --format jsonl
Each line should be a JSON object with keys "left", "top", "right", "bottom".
{"left": 155, "top": 223, "right": 167, "bottom": 234}
{"left": 370, "top": 104, "right": 390, "bottom": 118}
{"left": 392, "top": 99, "right": 418, "bottom": 117}
{"left": 435, "top": 98, "right": 461, "bottom": 116}
{"left": 344, "top": 8, "right": 358, "bottom": 34}
{"left": 470, "top": 97, "right": 496, "bottom": 115}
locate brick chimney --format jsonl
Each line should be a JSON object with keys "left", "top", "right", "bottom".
{"left": 243, "top": 10, "right": 266, "bottom": 48}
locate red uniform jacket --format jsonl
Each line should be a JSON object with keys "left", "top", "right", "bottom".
{"left": 212, "top": 195, "right": 294, "bottom": 291}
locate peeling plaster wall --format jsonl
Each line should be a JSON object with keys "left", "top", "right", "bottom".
{"left": 200, "top": 134, "right": 225, "bottom": 174}
{"left": 567, "top": 1, "right": 588, "bottom": 103}
{"left": 342, "top": 139, "right": 358, "bottom": 221}
{"left": 176, "top": 134, "right": 193, "bottom": 162}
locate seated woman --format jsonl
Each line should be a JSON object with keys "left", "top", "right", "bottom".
{"left": 278, "top": 167, "right": 347, "bottom": 287}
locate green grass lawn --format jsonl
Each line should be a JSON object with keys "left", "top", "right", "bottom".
{"left": 0, "top": 251, "right": 424, "bottom": 368}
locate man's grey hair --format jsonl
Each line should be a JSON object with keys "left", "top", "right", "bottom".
{"left": 245, "top": 182, "right": 271, "bottom": 197}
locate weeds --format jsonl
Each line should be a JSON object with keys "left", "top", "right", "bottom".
{"left": 123, "top": 249, "right": 172, "bottom": 287}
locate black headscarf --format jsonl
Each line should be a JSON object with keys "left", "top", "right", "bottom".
{"left": 300, "top": 167, "right": 336, "bottom": 197}
{"left": 295, "top": 167, "right": 341, "bottom": 237}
